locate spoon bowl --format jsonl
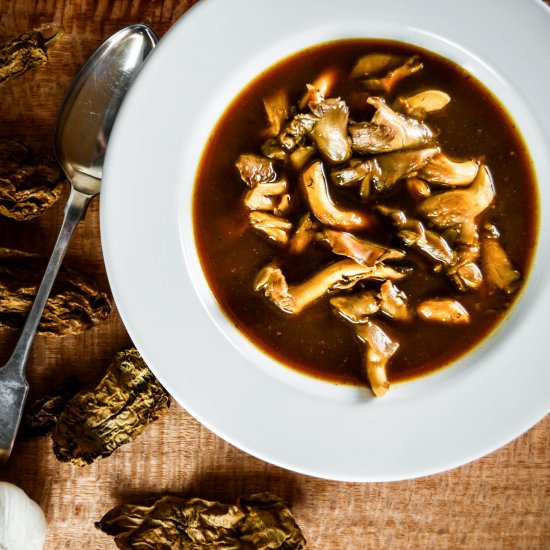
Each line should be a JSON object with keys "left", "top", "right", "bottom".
{"left": 56, "top": 24, "right": 158, "bottom": 194}
{"left": 0, "top": 24, "right": 158, "bottom": 465}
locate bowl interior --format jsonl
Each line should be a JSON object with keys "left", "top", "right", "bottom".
{"left": 182, "top": 24, "right": 548, "bottom": 401}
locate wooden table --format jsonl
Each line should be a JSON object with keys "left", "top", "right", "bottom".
{"left": 1, "top": 1, "right": 549, "bottom": 548}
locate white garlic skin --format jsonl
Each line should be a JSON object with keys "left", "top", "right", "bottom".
{"left": 0, "top": 481, "right": 47, "bottom": 550}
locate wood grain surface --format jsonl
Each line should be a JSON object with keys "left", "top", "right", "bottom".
{"left": 1, "top": 1, "right": 549, "bottom": 548}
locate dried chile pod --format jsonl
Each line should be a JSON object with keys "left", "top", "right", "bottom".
{"left": 19, "top": 376, "right": 83, "bottom": 438}
{"left": 52, "top": 348, "right": 171, "bottom": 466}
{"left": 96, "top": 492, "right": 306, "bottom": 550}
{"left": 0, "top": 26, "right": 63, "bottom": 86}
{"left": 0, "top": 247, "right": 112, "bottom": 335}
{"left": 0, "top": 139, "right": 66, "bottom": 220}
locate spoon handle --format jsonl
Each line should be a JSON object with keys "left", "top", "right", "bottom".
{"left": 0, "top": 187, "right": 92, "bottom": 463}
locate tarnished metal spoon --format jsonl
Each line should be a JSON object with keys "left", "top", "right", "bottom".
{"left": 0, "top": 24, "right": 158, "bottom": 464}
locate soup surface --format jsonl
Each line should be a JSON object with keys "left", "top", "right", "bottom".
{"left": 193, "top": 39, "right": 538, "bottom": 395}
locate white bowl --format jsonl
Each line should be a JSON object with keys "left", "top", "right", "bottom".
{"left": 101, "top": 0, "right": 550, "bottom": 481}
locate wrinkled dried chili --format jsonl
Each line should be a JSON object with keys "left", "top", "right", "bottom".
{"left": 96, "top": 492, "right": 306, "bottom": 549}
{"left": 0, "top": 27, "right": 63, "bottom": 86}
{"left": 0, "top": 139, "right": 66, "bottom": 220}
{"left": 0, "top": 247, "right": 112, "bottom": 335}
{"left": 52, "top": 348, "right": 171, "bottom": 466}
{"left": 20, "top": 376, "right": 83, "bottom": 438}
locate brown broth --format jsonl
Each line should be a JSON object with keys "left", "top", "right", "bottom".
{"left": 193, "top": 39, "right": 538, "bottom": 387}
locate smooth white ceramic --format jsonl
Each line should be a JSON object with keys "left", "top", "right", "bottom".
{"left": 101, "top": 0, "right": 550, "bottom": 481}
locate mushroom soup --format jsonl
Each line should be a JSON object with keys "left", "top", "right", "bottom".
{"left": 193, "top": 39, "right": 538, "bottom": 397}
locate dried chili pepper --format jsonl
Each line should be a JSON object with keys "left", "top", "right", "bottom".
{"left": 20, "top": 376, "right": 83, "bottom": 438}
{"left": 96, "top": 492, "right": 306, "bottom": 549}
{"left": 52, "top": 348, "right": 171, "bottom": 466}
{"left": 0, "top": 27, "right": 63, "bottom": 86}
{"left": 0, "top": 247, "right": 112, "bottom": 335}
{"left": 0, "top": 139, "right": 66, "bottom": 220}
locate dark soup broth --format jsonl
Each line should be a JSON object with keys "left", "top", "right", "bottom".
{"left": 193, "top": 39, "right": 538, "bottom": 396}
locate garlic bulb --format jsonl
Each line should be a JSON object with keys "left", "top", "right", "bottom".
{"left": 0, "top": 482, "right": 47, "bottom": 550}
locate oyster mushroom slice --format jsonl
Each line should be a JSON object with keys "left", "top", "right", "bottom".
{"left": 249, "top": 212, "right": 292, "bottom": 245}
{"left": 278, "top": 113, "right": 318, "bottom": 152}
{"left": 418, "top": 164, "right": 495, "bottom": 229}
{"left": 348, "top": 122, "right": 395, "bottom": 155}
{"left": 378, "top": 280, "right": 411, "bottom": 321}
{"left": 300, "top": 161, "right": 373, "bottom": 231}
{"left": 419, "top": 153, "right": 479, "bottom": 186}
{"left": 308, "top": 98, "right": 352, "bottom": 163}
{"left": 376, "top": 206, "right": 454, "bottom": 265}
{"left": 318, "top": 229, "right": 406, "bottom": 266}
{"left": 262, "top": 89, "right": 290, "bottom": 138}
{"left": 396, "top": 90, "right": 451, "bottom": 118}
{"left": 398, "top": 221, "right": 454, "bottom": 265}
{"left": 330, "top": 294, "right": 398, "bottom": 397}
{"left": 361, "top": 147, "right": 440, "bottom": 193}
{"left": 299, "top": 69, "right": 338, "bottom": 109}
{"left": 351, "top": 54, "right": 423, "bottom": 94}
{"left": 481, "top": 224, "right": 521, "bottom": 294}
{"left": 244, "top": 179, "right": 288, "bottom": 211}
{"left": 288, "top": 213, "right": 319, "bottom": 255}
{"left": 356, "top": 320, "right": 398, "bottom": 397}
{"left": 330, "top": 291, "right": 380, "bottom": 323}
{"left": 289, "top": 145, "right": 316, "bottom": 171}
{"left": 236, "top": 154, "right": 276, "bottom": 187}
{"left": 417, "top": 298, "right": 470, "bottom": 324}
{"left": 331, "top": 159, "right": 371, "bottom": 187}
{"left": 350, "top": 53, "right": 400, "bottom": 79}
{"left": 349, "top": 98, "right": 435, "bottom": 154}
{"left": 254, "top": 259, "right": 406, "bottom": 315}
{"left": 406, "top": 177, "right": 431, "bottom": 200}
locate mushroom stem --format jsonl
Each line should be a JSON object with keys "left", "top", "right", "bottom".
{"left": 300, "top": 161, "right": 373, "bottom": 231}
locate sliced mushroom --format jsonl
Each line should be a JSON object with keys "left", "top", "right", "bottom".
{"left": 244, "top": 179, "right": 288, "bottom": 211}
{"left": 299, "top": 69, "right": 337, "bottom": 109}
{"left": 254, "top": 259, "right": 406, "bottom": 315}
{"left": 261, "top": 138, "right": 287, "bottom": 161}
{"left": 262, "top": 89, "right": 290, "bottom": 138}
{"left": 288, "top": 213, "right": 319, "bottom": 255}
{"left": 399, "top": 221, "right": 455, "bottom": 265}
{"left": 318, "top": 228, "right": 406, "bottom": 266}
{"left": 396, "top": 90, "right": 451, "bottom": 118}
{"left": 481, "top": 224, "right": 521, "bottom": 294}
{"left": 406, "top": 177, "right": 431, "bottom": 200}
{"left": 356, "top": 320, "right": 398, "bottom": 397}
{"left": 236, "top": 154, "right": 276, "bottom": 187}
{"left": 378, "top": 280, "right": 411, "bottom": 321}
{"left": 350, "top": 53, "right": 400, "bottom": 79}
{"left": 273, "top": 193, "right": 292, "bottom": 216}
{"left": 300, "top": 161, "right": 373, "bottom": 231}
{"left": 308, "top": 98, "right": 352, "bottom": 163}
{"left": 330, "top": 159, "right": 371, "bottom": 188}
{"left": 360, "top": 146, "right": 439, "bottom": 193}
{"left": 249, "top": 212, "right": 292, "bottom": 245}
{"left": 452, "top": 262, "right": 484, "bottom": 290}
{"left": 351, "top": 54, "right": 423, "bottom": 94}
{"left": 289, "top": 145, "right": 316, "bottom": 171}
{"left": 419, "top": 153, "right": 479, "bottom": 186}
{"left": 349, "top": 97, "right": 435, "bottom": 154}
{"left": 348, "top": 122, "right": 395, "bottom": 155}
{"left": 331, "top": 289, "right": 400, "bottom": 397}
{"left": 278, "top": 113, "right": 318, "bottom": 152}
{"left": 418, "top": 164, "right": 495, "bottom": 229}
{"left": 376, "top": 206, "right": 454, "bottom": 266}
{"left": 330, "top": 291, "right": 380, "bottom": 323}
{"left": 417, "top": 298, "right": 470, "bottom": 323}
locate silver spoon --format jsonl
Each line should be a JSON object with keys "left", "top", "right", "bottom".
{"left": 0, "top": 24, "right": 158, "bottom": 464}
